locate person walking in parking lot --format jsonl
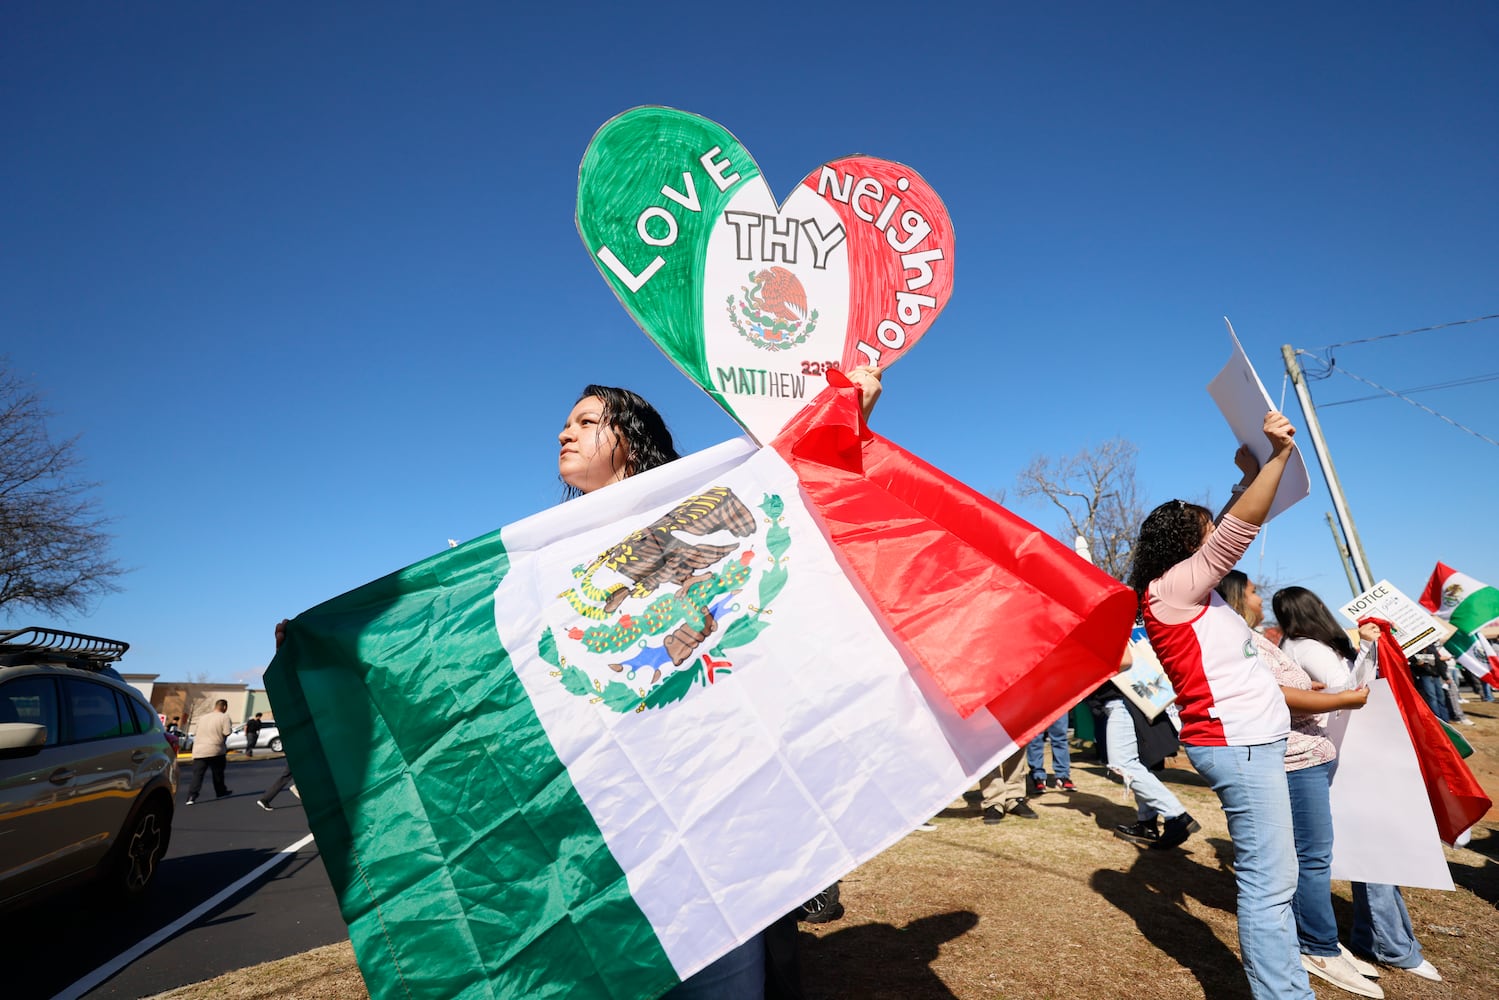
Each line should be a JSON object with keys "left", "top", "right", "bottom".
{"left": 185, "top": 699, "right": 234, "bottom": 803}
{"left": 256, "top": 764, "right": 299, "bottom": 811}
{"left": 245, "top": 712, "right": 264, "bottom": 756}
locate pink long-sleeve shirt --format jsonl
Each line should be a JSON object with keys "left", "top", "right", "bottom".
{"left": 1142, "top": 514, "right": 1292, "bottom": 747}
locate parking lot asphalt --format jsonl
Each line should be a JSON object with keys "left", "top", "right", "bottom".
{"left": 2, "top": 756, "right": 350, "bottom": 1000}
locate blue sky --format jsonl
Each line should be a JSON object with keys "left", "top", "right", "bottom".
{"left": 4, "top": 4, "right": 1496, "bottom": 683}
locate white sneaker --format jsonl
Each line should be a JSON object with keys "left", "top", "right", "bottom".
{"left": 1301, "top": 954, "right": 1385, "bottom": 998}
{"left": 1338, "top": 944, "right": 1379, "bottom": 979}
{"left": 915, "top": 822, "right": 938, "bottom": 832}
{"left": 1405, "top": 959, "right": 1442, "bottom": 982}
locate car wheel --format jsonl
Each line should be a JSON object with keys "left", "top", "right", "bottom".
{"left": 269, "top": 736, "right": 283, "bottom": 753}
{"left": 113, "top": 799, "right": 170, "bottom": 898}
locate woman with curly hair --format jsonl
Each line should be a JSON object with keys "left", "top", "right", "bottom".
{"left": 1220, "top": 574, "right": 1382, "bottom": 997}
{"left": 1274, "top": 586, "right": 1444, "bottom": 986}
{"left": 1129, "top": 411, "right": 1311, "bottom": 1000}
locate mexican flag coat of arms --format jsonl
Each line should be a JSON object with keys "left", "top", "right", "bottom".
{"left": 265, "top": 108, "right": 1135, "bottom": 1000}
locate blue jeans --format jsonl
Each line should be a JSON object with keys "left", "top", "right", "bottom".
{"left": 1102, "top": 699, "right": 1186, "bottom": 821}
{"left": 1026, "top": 713, "right": 1070, "bottom": 780}
{"left": 1187, "top": 741, "right": 1312, "bottom": 1000}
{"left": 1285, "top": 762, "right": 1338, "bottom": 956}
{"left": 1416, "top": 674, "right": 1450, "bottom": 721}
{"left": 1352, "top": 883, "right": 1424, "bottom": 969}
{"left": 660, "top": 933, "right": 765, "bottom": 999}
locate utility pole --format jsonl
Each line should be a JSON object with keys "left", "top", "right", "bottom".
{"left": 1281, "top": 345, "right": 1375, "bottom": 591}
{"left": 1324, "top": 512, "right": 1359, "bottom": 597}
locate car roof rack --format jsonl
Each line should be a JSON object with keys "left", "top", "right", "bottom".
{"left": 0, "top": 626, "right": 130, "bottom": 670}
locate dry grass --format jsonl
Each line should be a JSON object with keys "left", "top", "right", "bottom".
{"left": 151, "top": 703, "right": 1499, "bottom": 1000}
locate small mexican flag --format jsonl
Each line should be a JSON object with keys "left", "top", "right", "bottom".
{"left": 266, "top": 382, "right": 1133, "bottom": 1000}
{"left": 1418, "top": 562, "right": 1499, "bottom": 686}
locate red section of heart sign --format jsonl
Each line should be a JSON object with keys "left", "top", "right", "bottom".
{"left": 800, "top": 157, "right": 955, "bottom": 373}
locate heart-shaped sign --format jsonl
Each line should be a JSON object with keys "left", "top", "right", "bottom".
{"left": 578, "top": 106, "right": 956, "bottom": 442}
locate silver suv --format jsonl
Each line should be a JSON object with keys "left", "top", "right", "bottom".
{"left": 0, "top": 627, "right": 178, "bottom": 910}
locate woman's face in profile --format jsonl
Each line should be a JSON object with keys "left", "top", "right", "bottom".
{"left": 559, "top": 395, "right": 627, "bottom": 494}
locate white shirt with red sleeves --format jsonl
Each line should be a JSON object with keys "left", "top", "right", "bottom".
{"left": 1144, "top": 592, "right": 1291, "bottom": 746}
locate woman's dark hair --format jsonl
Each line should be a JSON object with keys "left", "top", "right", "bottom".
{"left": 1216, "top": 569, "right": 1253, "bottom": 622}
{"left": 1126, "top": 499, "right": 1214, "bottom": 599}
{"left": 562, "top": 385, "right": 680, "bottom": 500}
{"left": 1272, "top": 585, "right": 1356, "bottom": 661}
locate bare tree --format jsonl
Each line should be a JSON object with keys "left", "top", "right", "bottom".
{"left": 0, "top": 363, "right": 123, "bottom": 615}
{"left": 1012, "top": 438, "right": 1146, "bottom": 582}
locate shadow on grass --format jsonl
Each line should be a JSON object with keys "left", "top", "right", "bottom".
{"left": 1091, "top": 835, "right": 1251, "bottom": 999}
{"left": 800, "top": 910, "right": 977, "bottom": 999}
{"left": 1450, "top": 825, "right": 1499, "bottom": 906}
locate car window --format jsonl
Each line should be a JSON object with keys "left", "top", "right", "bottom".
{"left": 66, "top": 678, "right": 130, "bottom": 742}
{"left": 127, "top": 696, "right": 159, "bottom": 734}
{"left": 113, "top": 690, "right": 143, "bottom": 734}
{"left": 0, "top": 676, "right": 61, "bottom": 746}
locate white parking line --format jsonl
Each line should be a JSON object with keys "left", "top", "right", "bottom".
{"left": 52, "top": 833, "right": 317, "bottom": 1000}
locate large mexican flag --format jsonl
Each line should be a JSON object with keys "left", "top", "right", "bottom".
{"left": 1418, "top": 562, "right": 1499, "bottom": 686}
{"left": 266, "top": 382, "right": 1133, "bottom": 1000}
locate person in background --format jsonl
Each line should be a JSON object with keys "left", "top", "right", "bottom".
{"left": 1025, "top": 710, "right": 1074, "bottom": 795}
{"left": 184, "top": 699, "right": 234, "bottom": 804}
{"left": 1273, "top": 586, "right": 1444, "bottom": 985}
{"left": 257, "top": 764, "right": 298, "bottom": 811}
{"left": 1408, "top": 645, "right": 1450, "bottom": 721}
{"left": 1129, "top": 414, "right": 1312, "bottom": 1000}
{"left": 1088, "top": 645, "right": 1197, "bottom": 849}
{"left": 979, "top": 750, "right": 1038, "bottom": 823}
{"left": 1221, "top": 573, "right": 1380, "bottom": 998}
{"left": 245, "top": 711, "right": 264, "bottom": 756}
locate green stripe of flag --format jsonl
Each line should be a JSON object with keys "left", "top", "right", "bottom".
{"left": 1448, "top": 584, "right": 1499, "bottom": 636}
{"left": 266, "top": 530, "right": 677, "bottom": 1000}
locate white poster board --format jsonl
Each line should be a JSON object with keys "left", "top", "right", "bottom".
{"left": 1205, "top": 319, "right": 1311, "bottom": 521}
{"left": 1325, "top": 679, "right": 1453, "bottom": 890}
{"left": 1339, "top": 580, "right": 1451, "bottom": 656}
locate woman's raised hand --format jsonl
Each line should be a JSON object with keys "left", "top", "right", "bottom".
{"left": 1262, "top": 410, "right": 1296, "bottom": 455}
{"left": 1357, "top": 622, "right": 1382, "bottom": 644}
{"left": 1234, "top": 444, "right": 1260, "bottom": 479}
{"left": 846, "top": 365, "right": 883, "bottom": 423}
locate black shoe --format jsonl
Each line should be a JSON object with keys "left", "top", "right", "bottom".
{"left": 1007, "top": 800, "right": 1039, "bottom": 820}
{"left": 798, "top": 883, "right": 844, "bottom": 923}
{"left": 1152, "top": 812, "right": 1200, "bottom": 850}
{"left": 217, "top": 789, "right": 234, "bottom": 798}
{"left": 982, "top": 805, "right": 1004, "bottom": 825}
{"left": 963, "top": 789, "right": 982, "bottom": 805}
{"left": 1114, "top": 818, "right": 1160, "bottom": 846}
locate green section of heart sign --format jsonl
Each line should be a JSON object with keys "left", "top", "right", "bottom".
{"left": 577, "top": 107, "right": 759, "bottom": 396}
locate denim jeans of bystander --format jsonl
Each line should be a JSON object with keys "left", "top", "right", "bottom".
{"left": 1103, "top": 699, "right": 1185, "bottom": 822}
{"left": 1026, "top": 713, "right": 1071, "bottom": 781}
{"left": 1285, "top": 761, "right": 1339, "bottom": 956}
{"left": 1352, "top": 883, "right": 1424, "bottom": 969}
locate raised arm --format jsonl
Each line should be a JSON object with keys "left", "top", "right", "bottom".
{"left": 1222, "top": 411, "right": 1296, "bottom": 527}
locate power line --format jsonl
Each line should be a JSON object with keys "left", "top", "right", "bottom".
{"left": 1319, "top": 371, "right": 1499, "bottom": 407}
{"left": 1327, "top": 363, "right": 1499, "bottom": 447}
{"left": 1312, "top": 312, "right": 1499, "bottom": 351}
